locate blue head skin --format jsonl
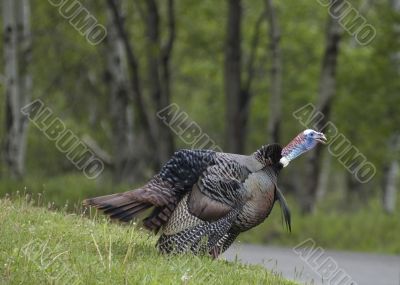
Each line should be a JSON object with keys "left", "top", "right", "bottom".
{"left": 280, "top": 129, "right": 327, "bottom": 167}
{"left": 303, "top": 129, "right": 327, "bottom": 149}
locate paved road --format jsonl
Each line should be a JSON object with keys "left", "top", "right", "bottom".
{"left": 223, "top": 244, "right": 400, "bottom": 285}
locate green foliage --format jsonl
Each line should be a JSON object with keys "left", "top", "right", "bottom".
{"left": 0, "top": 198, "right": 296, "bottom": 285}
{"left": 1, "top": 173, "right": 398, "bottom": 255}
{"left": 13, "top": 0, "right": 398, "bottom": 173}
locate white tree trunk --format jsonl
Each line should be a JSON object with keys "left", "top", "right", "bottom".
{"left": 381, "top": 0, "right": 400, "bottom": 213}
{"left": 303, "top": 2, "right": 342, "bottom": 213}
{"left": 2, "top": 0, "right": 32, "bottom": 179}
{"left": 382, "top": 134, "right": 400, "bottom": 213}
{"left": 105, "top": 0, "right": 135, "bottom": 183}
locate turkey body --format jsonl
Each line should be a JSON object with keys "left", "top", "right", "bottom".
{"left": 84, "top": 144, "right": 290, "bottom": 257}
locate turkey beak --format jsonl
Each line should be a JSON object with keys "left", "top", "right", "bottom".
{"left": 316, "top": 133, "right": 327, "bottom": 144}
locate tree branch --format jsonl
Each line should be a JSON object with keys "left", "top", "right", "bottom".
{"left": 243, "top": 11, "right": 264, "bottom": 94}
{"left": 159, "top": 0, "right": 176, "bottom": 160}
{"left": 106, "top": 0, "right": 157, "bottom": 150}
{"left": 238, "top": 11, "right": 265, "bottom": 150}
{"left": 161, "top": 0, "right": 176, "bottom": 62}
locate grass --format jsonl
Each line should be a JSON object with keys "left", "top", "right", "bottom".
{"left": 1, "top": 173, "right": 399, "bottom": 255}
{"left": 0, "top": 196, "right": 296, "bottom": 285}
{"left": 0, "top": 173, "right": 130, "bottom": 211}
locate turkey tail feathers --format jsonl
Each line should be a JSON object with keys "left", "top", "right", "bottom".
{"left": 83, "top": 182, "right": 177, "bottom": 231}
{"left": 83, "top": 192, "right": 151, "bottom": 223}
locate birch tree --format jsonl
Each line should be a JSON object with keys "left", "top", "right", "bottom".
{"left": 106, "top": 0, "right": 175, "bottom": 168}
{"left": 2, "top": 0, "right": 32, "bottom": 179}
{"left": 106, "top": 0, "right": 158, "bottom": 167}
{"left": 382, "top": 134, "right": 400, "bottom": 213}
{"left": 382, "top": 0, "right": 400, "bottom": 213}
{"left": 303, "top": 2, "right": 342, "bottom": 213}
{"left": 105, "top": 0, "right": 135, "bottom": 183}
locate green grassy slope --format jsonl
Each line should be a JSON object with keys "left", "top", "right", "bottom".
{"left": 1, "top": 174, "right": 399, "bottom": 254}
{"left": 0, "top": 198, "right": 296, "bottom": 285}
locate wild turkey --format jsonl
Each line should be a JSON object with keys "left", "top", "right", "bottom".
{"left": 84, "top": 129, "right": 326, "bottom": 257}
